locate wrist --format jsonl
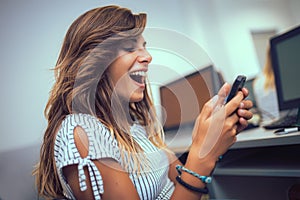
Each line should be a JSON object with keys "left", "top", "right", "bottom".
{"left": 178, "top": 150, "right": 215, "bottom": 191}
{"left": 185, "top": 145, "right": 216, "bottom": 175}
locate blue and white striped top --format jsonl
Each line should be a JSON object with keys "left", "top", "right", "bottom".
{"left": 54, "top": 113, "right": 175, "bottom": 200}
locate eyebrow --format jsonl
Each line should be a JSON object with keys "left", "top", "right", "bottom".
{"left": 126, "top": 38, "right": 147, "bottom": 47}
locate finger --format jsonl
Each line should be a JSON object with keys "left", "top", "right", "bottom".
{"left": 202, "top": 83, "right": 230, "bottom": 117}
{"left": 237, "top": 118, "right": 248, "bottom": 133}
{"left": 223, "top": 113, "right": 239, "bottom": 132}
{"left": 200, "top": 95, "right": 219, "bottom": 120}
{"left": 226, "top": 111, "right": 240, "bottom": 129}
{"left": 239, "top": 117, "right": 248, "bottom": 126}
{"left": 239, "top": 99, "right": 253, "bottom": 110}
{"left": 237, "top": 108, "right": 253, "bottom": 120}
{"left": 225, "top": 91, "right": 244, "bottom": 117}
{"left": 230, "top": 125, "right": 238, "bottom": 136}
{"left": 210, "top": 83, "right": 231, "bottom": 116}
{"left": 241, "top": 87, "right": 249, "bottom": 98}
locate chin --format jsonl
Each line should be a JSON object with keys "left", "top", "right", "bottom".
{"left": 130, "top": 93, "right": 144, "bottom": 103}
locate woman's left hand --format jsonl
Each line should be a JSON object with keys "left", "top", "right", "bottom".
{"left": 236, "top": 87, "right": 253, "bottom": 133}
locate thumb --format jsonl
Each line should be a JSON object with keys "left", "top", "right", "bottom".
{"left": 198, "top": 83, "right": 230, "bottom": 121}
{"left": 217, "top": 82, "right": 230, "bottom": 106}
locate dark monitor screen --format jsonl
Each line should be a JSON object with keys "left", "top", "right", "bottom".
{"left": 270, "top": 25, "right": 300, "bottom": 111}
{"left": 159, "top": 65, "right": 221, "bottom": 131}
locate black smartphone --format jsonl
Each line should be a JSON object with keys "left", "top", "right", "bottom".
{"left": 226, "top": 75, "right": 247, "bottom": 104}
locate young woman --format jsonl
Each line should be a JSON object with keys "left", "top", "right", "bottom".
{"left": 253, "top": 47, "right": 280, "bottom": 123}
{"left": 33, "top": 5, "right": 253, "bottom": 200}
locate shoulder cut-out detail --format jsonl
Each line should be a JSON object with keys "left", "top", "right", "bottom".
{"left": 54, "top": 113, "right": 120, "bottom": 199}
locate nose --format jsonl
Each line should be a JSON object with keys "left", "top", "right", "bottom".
{"left": 137, "top": 48, "right": 152, "bottom": 64}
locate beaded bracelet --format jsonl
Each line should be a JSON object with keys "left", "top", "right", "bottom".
{"left": 218, "top": 155, "right": 223, "bottom": 161}
{"left": 176, "top": 165, "right": 212, "bottom": 184}
{"left": 176, "top": 176, "right": 209, "bottom": 194}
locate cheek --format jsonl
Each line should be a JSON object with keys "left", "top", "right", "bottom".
{"left": 111, "top": 74, "right": 131, "bottom": 98}
{"left": 108, "top": 65, "right": 124, "bottom": 86}
{"left": 109, "top": 57, "right": 133, "bottom": 84}
{"left": 111, "top": 71, "right": 123, "bottom": 86}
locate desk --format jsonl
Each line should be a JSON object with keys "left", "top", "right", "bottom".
{"left": 165, "top": 127, "right": 300, "bottom": 200}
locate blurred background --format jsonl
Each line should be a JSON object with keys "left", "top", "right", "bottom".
{"left": 0, "top": 0, "right": 299, "bottom": 199}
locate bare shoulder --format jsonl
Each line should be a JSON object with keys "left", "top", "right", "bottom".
{"left": 62, "top": 126, "right": 140, "bottom": 200}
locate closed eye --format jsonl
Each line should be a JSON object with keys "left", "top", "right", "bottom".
{"left": 120, "top": 38, "right": 147, "bottom": 53}
{"left": 121, "top": 38, "right": 137, "bottom": 52}
{"left": 123, "top": 47, "right": 136, "bottom": 52}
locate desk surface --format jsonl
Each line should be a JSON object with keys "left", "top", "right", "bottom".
{"left": 165, "top": 126, "right": 300, "bottom": 153}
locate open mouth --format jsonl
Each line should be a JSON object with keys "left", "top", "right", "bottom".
{"left": 129, "top": 71, "right": 146, "bottom": 84}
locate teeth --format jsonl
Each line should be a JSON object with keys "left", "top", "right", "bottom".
{"left": 129, "top": 70, "right": 146, "bottom": 84}
{"left": 130, "top": 71, "right": 146, "bottom": 76}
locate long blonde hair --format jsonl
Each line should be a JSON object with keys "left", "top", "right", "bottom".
{"left": 33, "top": 5, "right": 164, "bottom": 199}
{"left": 263, "top": 46, "right": 276, "bottom": 90}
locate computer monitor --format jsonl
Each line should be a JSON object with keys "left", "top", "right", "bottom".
{"left": 270, "top": 25, "right": 300, "bottom": 111}
{"left": 159, "top": 65, "right": 221, "bottom": 131}
{"left": 270, "top": 25, "right": 300, "bottom": 125}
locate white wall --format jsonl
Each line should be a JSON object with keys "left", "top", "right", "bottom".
{"left": 0, "top": 0, "right": 299, "bottom": 152}
{"left": 214, "top": 0, "right": 298, "bottom": 82}
{"left": 181, "top": 0, "right": 299, "bottom": 82}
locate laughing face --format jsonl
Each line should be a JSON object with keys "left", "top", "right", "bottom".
{"left": 108, "top": 35, "right": 152, "bottom": 103}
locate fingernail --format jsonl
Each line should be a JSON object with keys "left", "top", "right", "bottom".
{"left": 239, "top": 110, "right": 245, "bottom": 115}
{"left": 240, "top": 102, "right": 244, "bottom": 108}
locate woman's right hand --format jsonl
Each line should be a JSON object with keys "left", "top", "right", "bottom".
{"left": 189, "top": 83, "right": 244, "bottom": 165}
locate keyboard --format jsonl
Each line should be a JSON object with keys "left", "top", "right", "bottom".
{"left": 263, "top": 114, "right": 298, "bottom": 130}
